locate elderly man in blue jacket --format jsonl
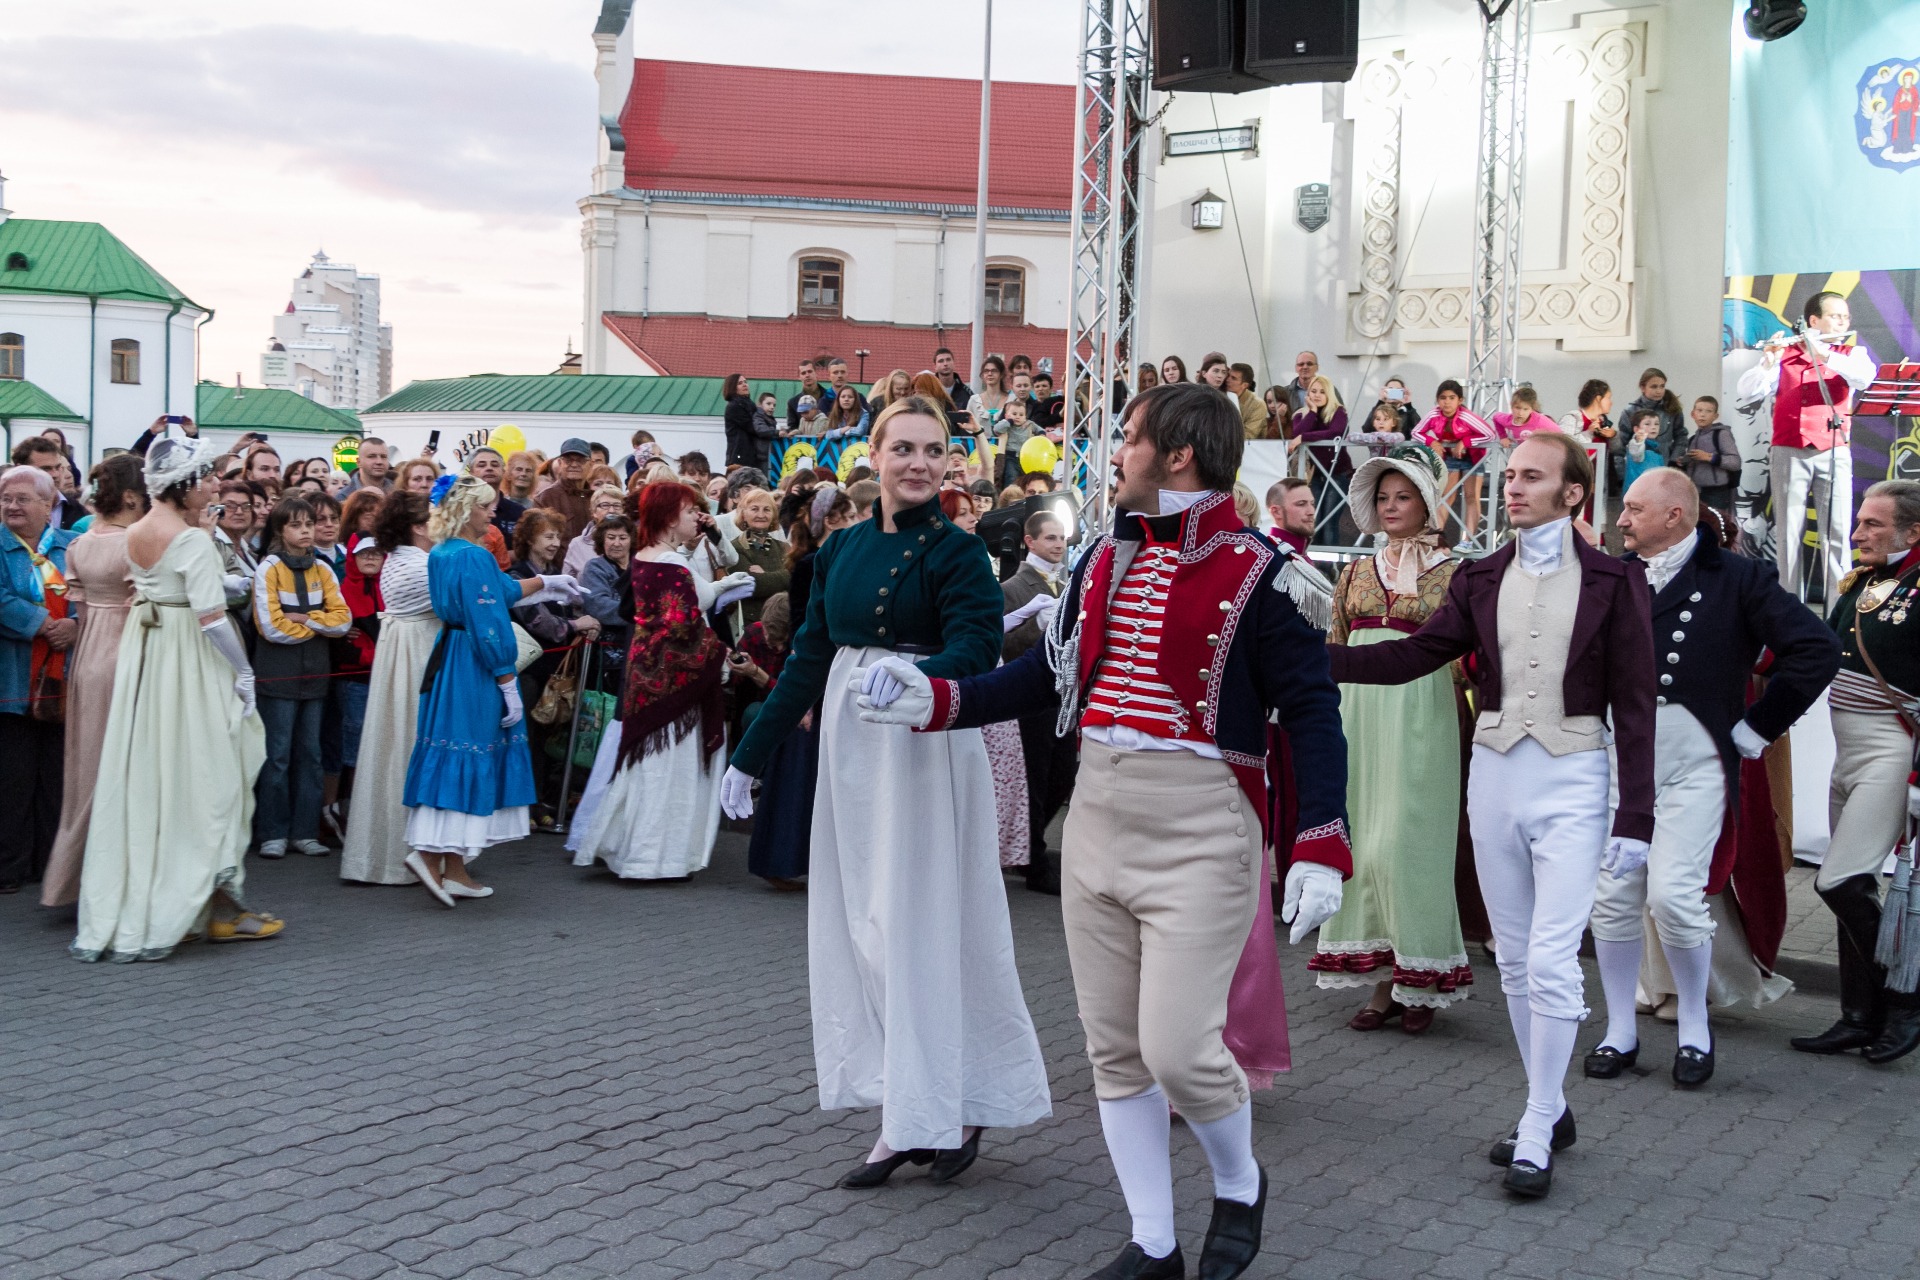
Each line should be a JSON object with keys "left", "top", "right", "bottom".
{"left": 0, "top": 463, "right": 77, "bottom": 894}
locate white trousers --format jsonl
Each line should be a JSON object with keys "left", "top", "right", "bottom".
{"left": 1771, "top": 443, "right": 1852, "bottom": 605}
{"left": 1824, "top": 707, "right": 1910, "bottom": 889}
{"left": 1467, "top": 738, "right": 1612, "bottom": 1021}
{"left": 1590, "top": 706, "right": 1725, "bottom": 950}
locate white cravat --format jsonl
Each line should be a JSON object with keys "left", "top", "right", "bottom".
{"left": 1156, "top": 488, "right": 1209, "bottom": 516}
{"left": 1024, "top": 552, "right": 1065, "bottom": 589}
{"left": 1516, "top": 516, "right": 1572, "bottom": 573}
{"left": 1642, "top": 529, "right": 1699, "bottom": 594}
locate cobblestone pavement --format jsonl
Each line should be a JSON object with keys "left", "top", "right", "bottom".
{"left": 5, "top": 831, "right": 1918, "bottom": 1280}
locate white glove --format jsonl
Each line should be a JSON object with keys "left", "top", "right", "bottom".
{"left": 1002, "top": 593, "right": 1054, "bottom": 632}
{"left": 201, "top": 616, "right": 255, "bottom": 716}
{"left": 531, "top": 573, "right": 584, "bottom": 606}
{"left": 713, "top": 581, "right": 756, "bottom": 612}
{"left": 233, "top": 671, "right": 256, "bottom": 718}
{"left": 1907, "top": 784, "right": 1920, "bottom": 821}
{"left": 717, "top": 571, "right": 755, "bottom": 594}
{"left": 852, "top": 657, "right": 935, "bottom": 728}
{"left": 222, "top": 573, "right": 251, "bottom": 600}
{"left": 721, "top": 766, "right": 756, "bottom": 819}
{"left": 1281, "top": 862, "right": 1343, "bottom": 946}
{"left": 1731, "top": 719, "right": 1769, "bottom": 760}
{"left": 499, "top": 680, "right": 524, "bottom": 728}
{"left": 860, "top": 661, "right": 906, "bottom": 708}
{"left": 1601, "top": 837, "right": 1651, "bottom": 879}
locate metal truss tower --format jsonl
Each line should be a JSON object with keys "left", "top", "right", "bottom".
{"left": 1464, "top": 0, "right": 1535, "bottom": 422}
{"left": 1064, "top": 0, "right": 1150, "bottom": 531}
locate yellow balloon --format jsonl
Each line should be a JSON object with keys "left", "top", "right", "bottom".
{"left": 1019, "top": 436, "right": 1060, "bottom": 477}
{"left": 488, "top": 424, "right": 527, "bottom": 457}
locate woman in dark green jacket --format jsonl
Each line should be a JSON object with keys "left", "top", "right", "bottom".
{"left": 723, "top": 396, "right": 1052, "bottom": 1190}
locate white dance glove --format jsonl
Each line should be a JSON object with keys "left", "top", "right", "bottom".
{"left": 1281, "top": 862, "right": 1343, "bottom": 946}
{"left": 721, "top": 766, "right": 756, "bottom": 819}
{"left": 851, "top": 657, "right": 934, "bottom": 728}
{"left": 202, "top": 615, "right": 257, "bottom": 717}
{"left": 1601, "top": 837, "right": 1651, "bottom": 879}
{"left": 520, "top": 573, "right": 584, "bottom": 608}
{"left": 1730, "top": 719, "right": 1769, "bottom": 760}
{"left": 1002, "top": 593, "right": 1054, "bottom": 633}
{"left": 712, "top": 572, "right": 756, "bottom": 613}
{"left": 499, "top": 681, "right": 524, "bottom": 729}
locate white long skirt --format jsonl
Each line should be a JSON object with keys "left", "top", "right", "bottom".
{"left": 340, "top": 611, "right": 441, "bottom": 885}
{"left": 810, "top": 646, "right": 1052, "bottom": 1151}
{"left": 571, "top": 722, "right": 723, "bottom": 879}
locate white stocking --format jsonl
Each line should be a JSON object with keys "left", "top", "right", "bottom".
{"left": 1505, "top": 993, "right": 1534, "bottom": 1085}
{"left": 1661, "top": 939, "right": 1714, "bottom": 1053}
{"left": 1593, "top": 938, "right": 1644, "bottom": 1053}
{"left": 1186, "top": 1100, "right": 1261, "bottom": 1206}
{"left": 1096, "top": 1086, "right": 1176, "bottom": 1260}
{"left": 1513, "top": 1013, "right": 1579, "bottom": 1168}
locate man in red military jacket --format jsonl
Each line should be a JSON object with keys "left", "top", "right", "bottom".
{"left": 856, "top": 383, "right": 1351, "bottom": 1280}
{"left": 1736, "top": 290, "right": 1875, "bottom": 603}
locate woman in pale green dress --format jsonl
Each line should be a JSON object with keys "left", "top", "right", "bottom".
{"left": 73, "top": 438, "right": 278, "bottom": 962}
{"left": 1309, "top": 445, "right": 1471, "bottom": 1033}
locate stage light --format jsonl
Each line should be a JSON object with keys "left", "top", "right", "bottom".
{"left": 1743, "top": 0, "right": 1806, "bottom": 41}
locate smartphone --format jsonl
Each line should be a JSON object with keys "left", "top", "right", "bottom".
{"left": 164, "top": 414, "right": 188, "bottom": 426}
{"left": 426, "top": 430, "right": 441, "bottom": 454}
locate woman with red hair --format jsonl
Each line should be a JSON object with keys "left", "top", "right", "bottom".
{"left": 568, "top": 483, "right": 736, "bottom": 880}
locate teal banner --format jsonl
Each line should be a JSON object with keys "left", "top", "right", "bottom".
{"left": 1726, "top": 0, "right": 1920, "bottom": 275}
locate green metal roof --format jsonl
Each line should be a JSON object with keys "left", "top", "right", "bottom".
{"left": 195, "top": 382, "right": 362, "bottom": 436}
{"left": 0, "top": 379, "right": 83, "bottom": 424}
{"left": 0, "top": 219, "right": 204, "bottom": 310}
{"left": 365, "top": 373, "right": 869, "bottom": 419}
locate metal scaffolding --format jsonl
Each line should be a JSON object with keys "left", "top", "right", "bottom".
{"left": 1464, "top": 0, "right": 1534, "bottom": 423}
{"left": 1064, "top": 0, "right": 1150, "bottom": 532}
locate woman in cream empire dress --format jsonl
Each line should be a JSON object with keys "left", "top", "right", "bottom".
{"left": 340, "top": 493, "right": 440, "bottom": 885}
{"left": 74, "top": 439, "right": 272, "bottom": 961}
{"left": 43, "top": 457, "right": 145, "bottom": 908}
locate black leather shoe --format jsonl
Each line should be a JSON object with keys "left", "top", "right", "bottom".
{"left": 837, "top": 1148, "right": 931, "bottom": 1189}
{"left": 1672, "top": 1043, "right": 1715, "bottom": 1087}
{"left": 1196, "top": 1167, "right": 1265, "bottom": 1280}
{"left": 927, "top": 1129, "right": 982, "bottom": 1184}
{"left": 1088, "top": 1242, "right": 1186, "bottom": 1279}
{"left": 1864, "top": 998, "right": 1920, "bottom": 1065}
{"left": 1488, "top": 1105, "right": 1575, "bottom": 1167}
{"left": 1791, "top": 1015, "right": 1881, "bottom": 1054}
{"left": 1503, "top": 1158, "right": 1552, "bottom": 1198}
{"left": 1583, "top": 1042, "right": 1639, "bottom": 1079}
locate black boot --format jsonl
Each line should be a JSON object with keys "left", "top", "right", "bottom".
{"left": 1865, "top": 989, "right": 1920, "bottom": 1065}
{"left": 1791, "top": 876, "right": 1887, "bottom": 1054}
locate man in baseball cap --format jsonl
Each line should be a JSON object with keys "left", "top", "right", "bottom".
{"left": 534, "top": 437, "right": 596, "bottom": 539}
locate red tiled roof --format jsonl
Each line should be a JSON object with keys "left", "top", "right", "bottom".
{"left": 622, "top": 60, "right": 1077, "bottom": 210}
{"left": 603, "top": 313, "right": 1068, "bottom": 384}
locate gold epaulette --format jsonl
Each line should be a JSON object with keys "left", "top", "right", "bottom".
{"left": 1838, "top": 567, "right": 1870, "bottom": 599}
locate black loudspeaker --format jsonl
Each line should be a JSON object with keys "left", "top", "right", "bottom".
{"left": 1152, "top": 0, "right": 1268, "bottom": 94}
{"left": 1245, "top": 0, "right": 1359, "bottom": 86}
{"left": 1151, "top": 0, "right": 1360, "bottom": 94}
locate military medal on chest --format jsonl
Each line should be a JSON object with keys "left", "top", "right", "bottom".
{"left": 1861, "top": 577, "right": 1901, "bottom": 614}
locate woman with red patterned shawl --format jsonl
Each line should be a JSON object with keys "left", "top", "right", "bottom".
{"left": 571, "top": 484, "right": 730, "bottom": 880}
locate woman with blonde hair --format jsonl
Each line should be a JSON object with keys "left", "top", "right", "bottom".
{"left": 398, "top": 476, "right": 581, "bottom": 907}
{"left": 394, "top": 458, "right": 439, "bottom": 497}
{"left": 868, "top": 369, "right": 914, "bottom": 415}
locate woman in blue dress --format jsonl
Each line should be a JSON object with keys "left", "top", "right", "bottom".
{"left": 401, "top": 476, "right": 581, "bottom": 907}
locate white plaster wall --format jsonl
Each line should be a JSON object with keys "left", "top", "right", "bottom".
{"left": 1142, "top": 0, "right": 1729, "bottom": 418}
{"left": 0, "top": 294, "right": 203, "bottom": 461}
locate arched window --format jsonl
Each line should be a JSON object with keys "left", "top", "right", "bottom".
{"left": 984, "top": 265, "right": 1025, "bottom": 325}
{"left": 797, "top": 257, "right": 844, "bottom": 318}
{"left": 110, "top": 338, "right": 141, "bottom": 384}
{"left": 0, "top": 333, "right": 21, "bottom": 381}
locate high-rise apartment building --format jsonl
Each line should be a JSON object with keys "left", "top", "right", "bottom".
{"left": 260, "top": 250, "right": 393, "bottom": 409}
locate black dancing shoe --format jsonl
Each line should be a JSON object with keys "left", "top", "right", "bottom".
{"left": 837, "top": 1148, "right": 931, "bottom": 1189}
{"left": 1196, "top": 1167, "right": 1266, "bottom": 1280}
{"left": 1672, "top": 1043, "right": 1715, "bottom": 1087}
{"left": 927, "top": 1129, "right": 982, "bottom": 1184}
{"left": 1791, "top": 1015, "right": 1880, "bottom": 1054}
{"left": 1864, "top": 1000, "right": 1920, "bottom": 1065}
{"left": 1087, "top": 1242, "right": 1186, "bottom": 1279}
{"left": 1503, "top": 1157, "right": 1553, "bottom": 1199}
{"left": 1487, "top": 1105, "right": 1575, "bottom": 1167}
{"left": 1582, "top": 1042, "right": 1639, "bottom": 1079}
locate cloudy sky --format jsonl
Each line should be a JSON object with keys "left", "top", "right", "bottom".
{"left": 0, "top": 0, "right": 1079, "bottom": 393}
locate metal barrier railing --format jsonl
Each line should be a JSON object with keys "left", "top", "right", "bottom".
{"left": 1288, "top": 438, "right": 1609, "bottom": 559}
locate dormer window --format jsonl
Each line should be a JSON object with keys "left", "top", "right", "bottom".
{"left": 4, "top": 252, "right": 27, "bottom": 271}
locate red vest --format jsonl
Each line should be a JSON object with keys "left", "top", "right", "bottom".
{"left": 1771, "top": 344, "right": 1854, "bottom": 450}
